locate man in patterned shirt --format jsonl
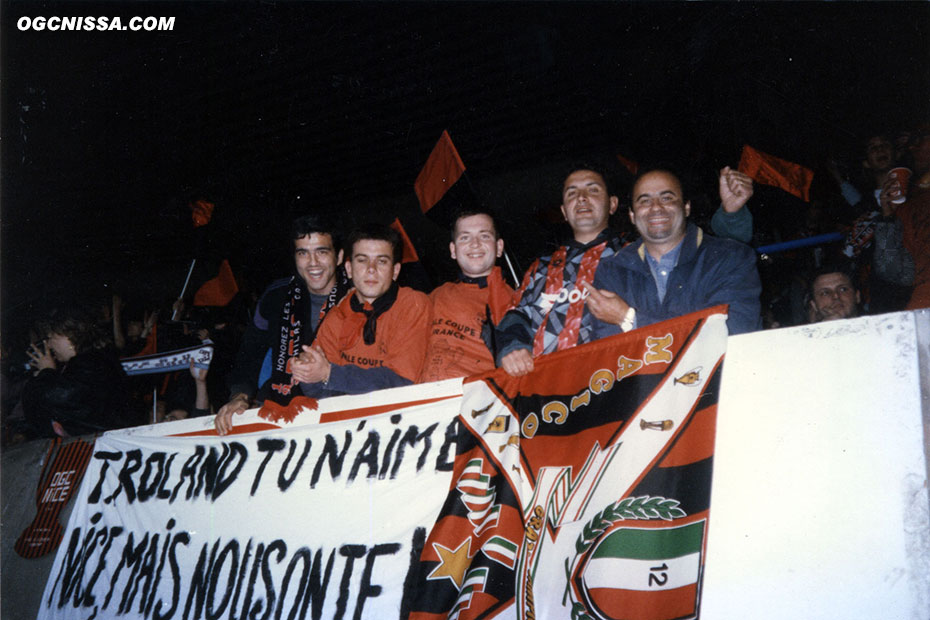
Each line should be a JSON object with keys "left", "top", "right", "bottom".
{"left": 496, "top": 168, "right": 626, "bottom": 376}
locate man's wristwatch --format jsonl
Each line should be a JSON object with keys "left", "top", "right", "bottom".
{"left": 620, "top": 307, "right": 636, "bottom": 332}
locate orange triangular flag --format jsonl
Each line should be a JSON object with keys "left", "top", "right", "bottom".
{"left": 738, "top": 145, "right": 814, "bottom": 202}
{"left": 616, "top": 153, "right": 639, "bottom": 175}
{"left": 190, "top": 199, "right": 215, "bottom": 227}
{"left": 414, "top": 130, "right": 466, "bottom": 213}
{"left": 193, "top": 259, "right": 238, "bottom": 306}
{"left": 389, "top": 218, "right": 420, "bottom": 263}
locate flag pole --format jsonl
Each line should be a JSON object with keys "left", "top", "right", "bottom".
{"left": 501, "top": 253, "right": 520, "bottom": 288}
{"left": 172, "top": 258, "right": 196, "bottom": 320}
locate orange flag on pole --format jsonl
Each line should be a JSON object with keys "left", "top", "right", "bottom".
{"left": 390, "top": 218, "right": 420, "bottom": 263}
{"left": 738, "top": 145, "right": 814, "bottom": 202}
{"left": 414, "top": 130, "right": 466, "bottom": 213}
{"left": 193, "top": 259, "right": 239, "bottom": 306}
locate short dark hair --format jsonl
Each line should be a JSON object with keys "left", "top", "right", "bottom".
{"left": 807, "top": 262, "right": 857, "bottom": 298}
{"left": 630, "top": 166, "right": 689, "bottom": 205}
{"left": 292, "top": 214, "right": 341, "bottom": 252}
{"left": 346, "top": 223, "right": 402, "bottom": 264}
{"left": 450, "top": 210, "right": 499, "bottom": 241}
{"left": 561, "top": 163, "right": 616, "bottom": 199}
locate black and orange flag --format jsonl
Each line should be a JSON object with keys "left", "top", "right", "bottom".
{"left": 414, "top": 130, "right": 466, "bottom": 213}
{"left": 389, "top": 218, "right": 420, "bottom": 263}
{"left": 193, "top": 259, "right": 239, "bottom": 306}
{"left": 190, "top": 199, "right": 215, "bottom": 228}
{"left": 738, "top": 145, "right": 814, "bottom": 202}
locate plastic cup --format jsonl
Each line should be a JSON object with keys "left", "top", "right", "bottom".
{"left": 888, "top": 167, "right": 911, "bottom": 204}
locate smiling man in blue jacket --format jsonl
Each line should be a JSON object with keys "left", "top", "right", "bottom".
{"left": 585, "top": 167, "right": 762, "bottom": 337}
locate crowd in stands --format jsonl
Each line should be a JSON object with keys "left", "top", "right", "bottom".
{"left": 3, "top": 125, "right": 927, "bottom": 443}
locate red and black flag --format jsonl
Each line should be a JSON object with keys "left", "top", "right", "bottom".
{"left": 411, "top": 306, "right": 728, "bottom": 619}
{"left": 193, "top": 259, "right": 239, "bottom": 307}
{"left": 390, "top": 217, "right": 421, "bottom": 263}
{"left": 415, "top": 130, "right": 466, "bottom": 214}
{"left": 738, "top": 145, "right": 814, "bottom": 202}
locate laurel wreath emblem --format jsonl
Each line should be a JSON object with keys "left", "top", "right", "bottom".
{"left": 566, "top": 495, "right": 686, "bottom": 620}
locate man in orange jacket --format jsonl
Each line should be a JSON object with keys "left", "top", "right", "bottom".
{"left": 292, "top": 224, "right": 431, "bottom": 396}
{"left": 419, "top": 210, "right": 513, "bottom": 383}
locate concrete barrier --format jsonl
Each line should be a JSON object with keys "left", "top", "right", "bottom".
{"left": 703, "top": 310, "right": 930, "bottom": 619}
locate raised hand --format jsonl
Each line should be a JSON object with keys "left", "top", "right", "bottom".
{"left": 719, "top": 166, "right": 754, "bottom": 213}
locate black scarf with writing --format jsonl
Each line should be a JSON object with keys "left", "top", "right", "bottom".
{"left": 266, "top": 273, "right": 348, "bottom": 406}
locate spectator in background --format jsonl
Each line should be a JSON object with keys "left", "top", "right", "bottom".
{"left": 830, "top": 134, "right": 896, "bottom": 214}
{"left": 111, "top": 294, "right": 158, "bottom": 356}
{"left": 22, "top": 308, "right": 133, "bottom": 437}
{"left": 188, "top": 305, "right": 241, "bottom": 413}
{"left": 807, "top": 265, "right": 860, "bottom": 322}
{"left": 866, "top": 170, "right": 916, "bottom": 309}
{"left": 158, "top": 362, "right": 209, "bottom": 423}
{"left": 895, "top": 126, "right": 930, "bottom": 309}
{"left": 835, "top": 133, "right": 913, "bottom": 314}
{"left": 1, "top": 333, "right": 35, "bottom": 445}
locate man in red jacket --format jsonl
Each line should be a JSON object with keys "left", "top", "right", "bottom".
{"left": 292, "top": 224, "right": 431, "bottom": 396}
{"left": 419, "top": 210, "right": 513, "bottom": 383}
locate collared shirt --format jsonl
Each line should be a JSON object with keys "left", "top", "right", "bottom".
{"left": 644, "top": 241, "right": 684, "bottom": 303}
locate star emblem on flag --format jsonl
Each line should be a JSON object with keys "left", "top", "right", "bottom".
{"left": 428, "top": 538, "right": 472, "bottom": 588}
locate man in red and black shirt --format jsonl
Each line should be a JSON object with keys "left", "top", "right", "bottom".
{"left": 496, "top": 168, "right": 626, "bottom": 376}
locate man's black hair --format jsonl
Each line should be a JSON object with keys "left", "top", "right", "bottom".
{"left": 559, "top": 159, "right": 622, "bottom": 199}
{"left": 292, "top": 214, "right": 341, "bottom": 251}
{"left": 807, "top": 261, "right": 858, "bottom": 298}
{"left": 345, "top": 223, "right": 402, "bottom": 264}
{"left": 450, "top": 209, "right": 500, "bottom": 241}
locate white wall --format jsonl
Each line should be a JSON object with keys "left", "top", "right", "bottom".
{"left": 3, "top": 312, "right": 928, "bottom": 619}
{"left": 703, "top": 311, "right": 930, "bottom": 620}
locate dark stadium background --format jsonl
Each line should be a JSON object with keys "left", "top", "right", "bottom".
{"left": 2, "top": 2, "right": 927, "bottom": 334}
